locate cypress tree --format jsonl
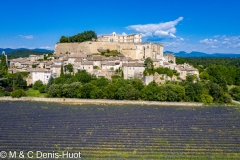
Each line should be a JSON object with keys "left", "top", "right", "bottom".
{"left": 13, "top": 73, "right": 27, "bottom": 90}
{"left": 60, "top": 65, "right": 64, "bottom": 77}
{"left": 46, "top": 76, "right": 54, "bottom": 92}
{"left": 0, "top": 53, "right": 8, "bottom": 75}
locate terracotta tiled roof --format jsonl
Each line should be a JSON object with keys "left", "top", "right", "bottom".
{"left": 82, "top": 61, "right": 93, "bottom": 65}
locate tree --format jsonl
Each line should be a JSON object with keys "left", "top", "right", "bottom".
{"left": 66, "top": 63, "right": 73, "bottom": 74}
{"left": 61, "top": 30, "right": 97, "bottom": 43}
{"left": 230, "top": 86, "right": 240, "bottom": 101}
{"left": 144, "top": 57, "right": 153, "bottom": 70}
{"left": 186, "top": 75, "right": 195, "bottom": 83}
{"left": 166, "top": 84, "right": 185, "bottom": 102}
{"left": 205, "top": 82, "right": 224, "bottom": 103}
{"left": 61, "top": 82, "right": 81, "bottom": 98}
{"left": 13, "top": 73, "right": 27, "bottom": 90}
{"left": 48, "top": 84, "right": 62, "bottom": 97}
{"left": 78, "top": 83, "right": 96, "bottom": 98}
{"left": 39, "top": 85, "right": 46, "bottom": 93}
{"left": 131, "top": 78, "right": 144, "bottom": 91}
{"left": 60, "top": 36, "right": 68, "bottom": 43}
{"left": 33, "top": 80, "right": 43, "bottom": 90}
{"left": 60, "top": 65, "right": 64, "bottom": 77}
{"left": 0, "top": 53, "right": 8, "bottom": 75}
{"left": 46, "top": 76, "right": 54, "bottom": 92}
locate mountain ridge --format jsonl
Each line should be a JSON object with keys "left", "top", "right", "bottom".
{"left": 164, "top": 51, "right": 240, "bottom": 58}
{"left": 0, "top": 48, "right": 53, "bottom": 54}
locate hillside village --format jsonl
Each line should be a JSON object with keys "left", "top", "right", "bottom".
{"left": 6, "top": 32, "right": 199, "bottom": 85}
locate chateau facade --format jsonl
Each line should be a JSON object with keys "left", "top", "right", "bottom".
{"left": 97, "top": 32, "right": 142, "bottom": 43}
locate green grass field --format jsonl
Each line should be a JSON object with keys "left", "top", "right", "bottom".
{"left": 26, "top": 88, "right": 47, "bottom": 97}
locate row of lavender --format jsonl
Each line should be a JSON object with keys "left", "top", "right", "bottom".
{"left": 0, "top": 101, "right": 240, "bottom": 159}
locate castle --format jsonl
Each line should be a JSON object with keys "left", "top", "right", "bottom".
{"left": 54, "top": 32, "right": 163, "bottom": 60}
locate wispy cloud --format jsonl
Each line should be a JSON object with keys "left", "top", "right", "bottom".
{"left": 19, "top": 35, "right": 34, "bottom": 39}
{"left": 200, "top": 39, "right": 218, "bottom": 44}
{"left": 126, "top": 17, "right": 183, "bottom": 40}
{"left": 199, "top": 35, "right": 240, "bottom": 49}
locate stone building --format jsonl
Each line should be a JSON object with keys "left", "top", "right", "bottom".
{"left": 122, "top": 62, "right": 145, "bottom": 79}
{"left": 97, "top": 32, "right": 142, "bottom": 43}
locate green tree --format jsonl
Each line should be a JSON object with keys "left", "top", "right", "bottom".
{"left": 186, "top": 75, "right": 195, "bottom": 83}
{"left": 131, "top": 78, "right": 144, "bottom": 91}
{"left": 75, "top": 70, "right": 93, "bottom": 84}
{"left": 33, "top": 80, "right": 43, "bottom": 90}
{"left": 0, "top": 53, "right": 8, "bottom": 75}
{"left": 60, "top": 65, "right": 64, "bottom": 77}
{"left": 48, "top": 84, "right": 62, "bottom": 97}
{"left": 67, "top": 30, "right": 97, "bottom": 43}
{"left": 199, "top": 71, "right": 210, "bottom": 80}
{"left": 39, "top": 85, "right": 46, "bottom": 93}
{"left": 13, "top": 73, "right": 27, "bottom": 90}
{"left": 205, "top": 82, "right": 224, "bottom": 103}
{"left": 103, "top": 83, "right": 119, "bottom": 99}
{"left": 166, "top": 84, "right": 185, "bottom": 102}
{"left": 141, "top": 82, "right": 167, "bottom": 101}
{"left": 144, "top": 57, "right": 153, "bottom": 70}
{"left": 65, "top": 63, "right": 73, "bottom": 74}
{"left": 230, "top": 86, "right": 240, "bottom": 101}
{"left": 46, "top": 76, "right": 54, "bottom": 92}
{"left": 78, "top": 83, "right": 96, "bottom": 98}
{"left": 60, "top": 36, "right": 68, "bottom": 43}
{"left": 62, "top": 82, "right": 81, "bottom": 98}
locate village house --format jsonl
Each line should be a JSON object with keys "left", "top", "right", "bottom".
{"left": 26, "top": 68, "right": 52, "bottom": 85}
{"left": 122, "top": 62, "right": 145, "bottom": 79}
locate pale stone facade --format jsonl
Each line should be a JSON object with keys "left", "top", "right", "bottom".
{"left": 97, "top": 32, "right": 142, "bottom": 43}
{"left": 27, "top": 68, "right": 51, "bottom": 85}
{"left": 54, "top": 41, "right": 163, "bottom": 60}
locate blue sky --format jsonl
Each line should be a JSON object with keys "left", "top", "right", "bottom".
{"left": 1, "top": 0, "right": 240, "bottom": 53}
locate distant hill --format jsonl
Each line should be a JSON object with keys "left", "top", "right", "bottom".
{"left": 0, "top": 48, "right": 53, "bottom": 54}
{"left": 0, "top": 48, "right": 53, "bottom": 59}
{"left": 164, "top": 51, "right": 240, "bottom": 58}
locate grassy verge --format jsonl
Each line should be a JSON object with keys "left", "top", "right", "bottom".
{"left": 26, "top": 88, "right": 47, "bottom": 97}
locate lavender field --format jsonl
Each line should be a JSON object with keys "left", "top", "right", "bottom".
{"left": 0, "top": 101, "right": 240, "bottom": 159}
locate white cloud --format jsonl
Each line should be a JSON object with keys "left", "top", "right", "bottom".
{"left": 126, "top": 17, "right": 183, "bottom": 39}
{"left": 208, "top": 45, "right": 218, "bottom": 49}
{"left": 19, "top": 35, "right": 34, "bottom": 39}
{"left": 199, "top": 38, "right": 217, "bottom": 44}
{"left": 122, "top": 32, "right": 127, "bottom": 36}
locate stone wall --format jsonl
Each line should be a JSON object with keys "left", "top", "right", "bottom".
{"left": 54, "top": 42, "right": 164, "bottom": 60}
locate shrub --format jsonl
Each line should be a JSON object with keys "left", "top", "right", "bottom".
{"left": 200, "top": 94, "right": 213, "bottom": 104}
{"left": 48, "top": 84, "right": 62, "bottom": 97}
{"left": 230, "top": 86, "right": 240, "bottom": 101}
{"left": 33, "top": 80, "right": 43, "bottom": 90}
{"left": 11, "top": 89, "right": 27, "bottom": 98}
{"left": 39, "top": 85, "right": 46, "bottom": 93}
